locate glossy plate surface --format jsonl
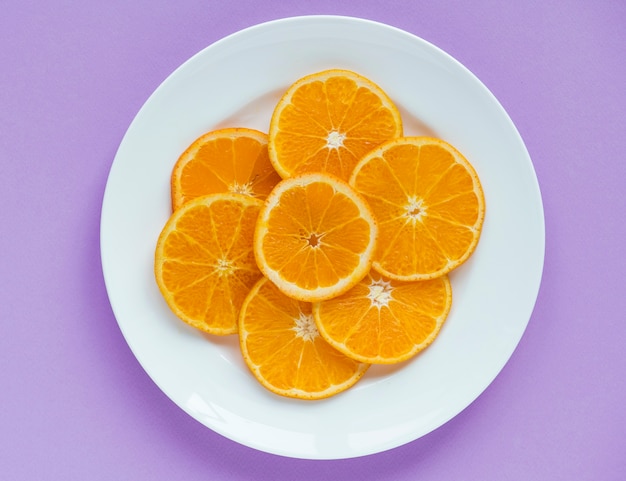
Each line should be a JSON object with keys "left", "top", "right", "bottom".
{"left": 100, "top": 15, "right": 545, "bottom": 459}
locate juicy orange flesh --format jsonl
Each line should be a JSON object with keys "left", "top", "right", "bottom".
{"left": 176, "top": 134, "right": 280, "bottom": 206}
{"left": 261, "top": 181, "right": 373, "bottom": 290}
{"left": 241, "top": 279, "right": 366, "bottom": 394}
{"left": 273, "top": 76, "right": 401, "bottom": 180}
{"left": 159, "top": 197, "right": 262, "bottom": 332}
{"left": 315, "top": 272, "right": 450, "bottom": 362}
{"left": 352, "top": 143, "right": 480, "bottom": 277}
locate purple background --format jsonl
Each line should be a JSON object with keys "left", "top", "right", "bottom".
{"left": 1, "top": 1, "right": 624, "bottom": 479}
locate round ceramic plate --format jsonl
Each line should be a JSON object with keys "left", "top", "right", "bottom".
{"left": 100, "top": 15, "right": 545, "bottom": 459}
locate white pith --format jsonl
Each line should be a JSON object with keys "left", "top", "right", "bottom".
{"left": 326, "top": 130, "right": 346, "bottom": 149}
{"left": 292, "top": 311, "right": 319, "bottom": 341}
{"left": 367, "top": 277, "right": 393, "bottom": 308}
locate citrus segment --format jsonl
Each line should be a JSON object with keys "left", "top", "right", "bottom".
{"left": 268, "top": 69, "right": 403, "bottom": 181}
{"left": 239, "top": 277, "right": 369, "bottom": 399}
{"left": 171, "top": 128, "right": 281, "bottom": 210}
{"left": 254, "top": 173, "right": 378, "bottom": 302}
{"left": 349, "top": 137, "right": 485, "bottom": 280}
{"left": 314, "top": 271, "right": 452, "bottom": 364}
{"left": 155, "top": 193, "right": 264, "bottom": 334}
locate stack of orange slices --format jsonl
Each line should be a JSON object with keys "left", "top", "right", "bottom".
{"left": 154, "top": 69, "right": 485, "bottom": 400}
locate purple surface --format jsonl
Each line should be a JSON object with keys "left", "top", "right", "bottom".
{"left": 1, "top": 1, "right": 625, "bottom": 479}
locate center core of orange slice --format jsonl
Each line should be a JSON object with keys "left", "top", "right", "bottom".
{"left": 326, "top": 130, "right": 346, "bottom": 149}
{"left": 292, "top": 311, "right": 319, "bottom": 341}
{"left": 367, "top": 277, "right": 393, "bottom": 308}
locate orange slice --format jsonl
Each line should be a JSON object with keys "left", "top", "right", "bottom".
{"left": 268, "top": 69, "right": 403, "bottom": 181}
{"left": 239, "top": 277, "right": 369, "bottom": 399}
{"left": 154, "top": 193, "right": 263, "bottom": 335}
{"left": 349, "top": 136, "right": 485, "bottom": 280}
{"left": 254, "top": 172, "right": 378, "bottom": 302}
{"left": 314, "top": 271, "right": 452, "bottom": 364}
{"left": 171, "top": 128, "right": 281, "bottom": 210}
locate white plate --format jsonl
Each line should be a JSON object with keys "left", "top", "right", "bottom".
{"left": 100, "top": 15, "right": 545, "bottom": 459}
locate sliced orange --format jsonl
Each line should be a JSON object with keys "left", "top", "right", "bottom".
{"left": 268, "top": 69, "right": 403, "bottom": 181}
{"left": 314, "top": 271, "right": 452, "bottom": 364}
{"left": 239, "top": 277, "right": 369, "bottom": 399}
{"left": 154, "top": 193, "right": 263, "bottom": 335}
{"left": 254, "top": 172, "right": 378, "bottom": 302}
{"left": 349, "top": 136, "right": 485, "bottom": 281}
{"left": 171, "top": 128, "right": 281, "bottom": 210}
